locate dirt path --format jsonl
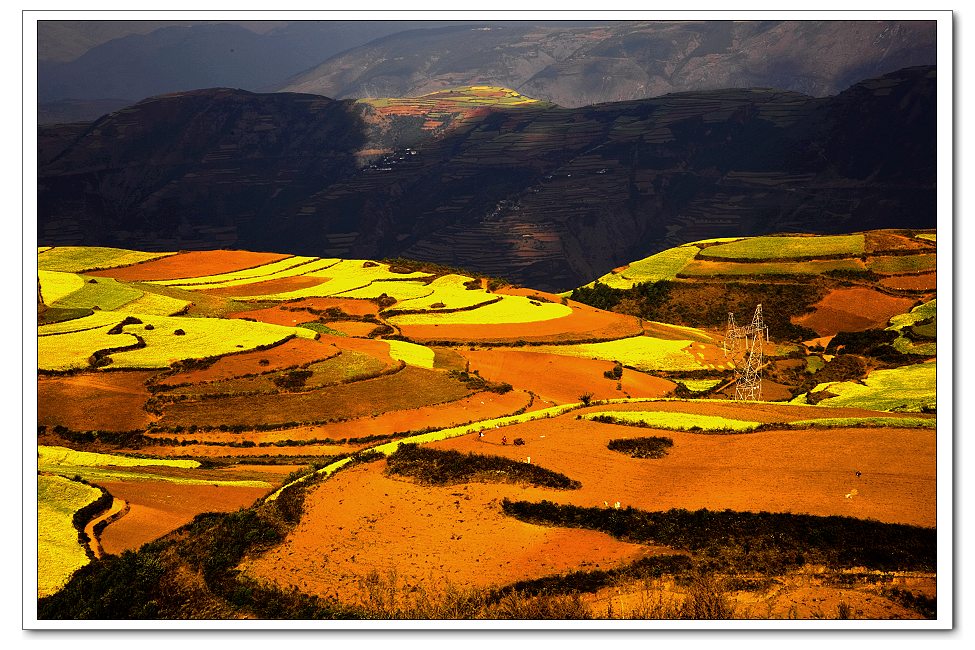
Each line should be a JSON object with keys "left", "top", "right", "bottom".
{"left": 83, "top": 497, "right": 128, "bottom": 559}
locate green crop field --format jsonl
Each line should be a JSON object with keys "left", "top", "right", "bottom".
{"left": 698, "top": 234, "right": 865, "bottom": 260}
{"left": 532, "top": 336, "right": 705, "bottom": 372}
{"left": 52, "top": 276, "right": 143, "bottom": 311}
{"left": 37, "top": 475, "right": 103, "bottom": 598}
{"left": 680, "top": 258, "right": 865, "bottom": 276}
{"left": 789, "top": 417, "right": 936, "bottom": 429}
{"left": 386, "top": 340, "right": 436, "bottom": 369}
{"left": 795, "top": 362, "right": 936, "bottom": 412}
{"left": 584, "top": 410, "right": 763, "bottom": 432}
{"left": 866, "top": 254, "right": 937, "bottom": 275}
{"left": 916, "top": 233, "right": 937, "bottom": 242}
{"left": 592, "top": 246, "right": 700, "bottom": 289}
{"left": 118, "top": 291, "right": 191, "bottom": 316}
{"left": 38, "top": 270, "right": 85, "bottom": 304}
{"left": 888, "top": 299, "right": 937, "bottom": 332}
{"left": 38, "top": 247, "right": 175, "bottom": 273}
{"left": 389, "top": 294, "right": 572, "bottom": 325}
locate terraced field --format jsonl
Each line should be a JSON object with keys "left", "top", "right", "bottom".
{"left": 35, "top": 238, "right": 939, "bottom": 620}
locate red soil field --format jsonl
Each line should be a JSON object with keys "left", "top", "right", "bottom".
{"left": 459, "top": 349, "right": 676, "bottom": 404}
{"left": 38, "top": 371, "right": 157, "bottom": 431}
{"left": 865, "top": 231, "right": 935, "bottom": 254}
{"left": 880, "top": 272, "right": 938, "bottom": 291}
{"left": 145, "top": 390, "right": 533, "bottom": 448}
{"left": 433, "top": 413, "right": 936, "bottom": 527}
{"left": 241, "top": 462, "right": 663, "bottom": 604}
{"left": 200, "top": 275, "right": 328, "bottom": 297}
{"left": 88, "top": 250, "right": 291, "bottom": 281}
{"left": 134, "top": 443, "right": 362, "bottom": 459}
{"left": 396, "top": 300, "right": 644, "bottom": 344}
{"left": 97, "top": 480, "right": 271, "bottom": 555}
{"left": 323, "top": 321, "right": 378, "bottom": 337}
{"left": 229, "top": 298, "right": 378, "bottom": 326}
{"left": 156, "top": 337, "right": 340, "bottom": 386}
{"left": 791, "top": 287, "right": 915, "bottom": 336}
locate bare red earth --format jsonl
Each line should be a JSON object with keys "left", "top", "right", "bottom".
{"left": 88, "top": 250, "right": 291, "bottom": 281}
{"left": 38, "top": 371, "right": 156, "bottom": 431}
{"left": 792, "top": 287, "right": 916, "bottom": 336}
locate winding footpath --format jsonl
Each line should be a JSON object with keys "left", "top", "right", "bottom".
{"left": 83, "top": 497, "right": 128, "bottom": 560}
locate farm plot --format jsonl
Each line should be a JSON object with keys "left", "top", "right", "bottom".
{"left": 38, "top": 325, "right": 140, "bottom": 372}
{"left": 89, "top": 250, "right": 292, "bottom": 281}
{"left": 155, "top": 256, "right": 336, "bottom": 289}
{"left": 680, "top": 258, "right": 865, "bottom": 277}
{"left": 389, "top": 294, "right": 572, "bottom": 326}
{"left": 888, "top": 299, "right": 937, "bottom": 332}
{"left": 201, "top": 275, "right": 330, "bottom": 298}
{"left": 227, "top": 260, "right": 432, "bottom": 301}
{"left": 880, "top": 273, "right": 937, "bottom": 291}
{"left": 37, "top": 474, "right": 104, "bottom": 597}
{"left": 386, "top": 340, "right": 435, "bottom": 369}
{"left": 791, "top": 287, "right": 916, "bottom": 336}
{"left": 229, "top": 297, "right": 379, "bottom": 326}
{"left": 158, "top": 366, "right": 474, "bottom": 428}
{"left": 591, "top": 246, "right": 700, "bottom": 289}
{"left": 866, "top": 254, "right": 937, "bottom": 275}
{"left": 795, "top": 362, "right": 936, "bottom": 412}
{"left": 583, "top": 411, "right": 763, "bottom": 432}
{"left": 52, "top": 276, "right": 143, "bottom": 311}
{"left": 38, "top": 247, "right": 175, "bottom": 273}
{"left": 391, "top": 274, "right": 497, "bottom": 311}
{"left": 38, "top": 270, "right": 85, "bottom": 304}
{"left": 459, "top": 348, "right": 675, "bottom": 404}
{"left": 116, "top": 290, "right": 191, "bottom": 316}
{"left": 38, "top": 371, "right": 157, "bottom": 431}
{"left": 865, "top": 231, "right": 935, "bottom": 253}
{"left": 698, "top": 234, "right": 865, "bottom": 260}
{"left": 530, "top": 336, "right": 707, "bottom": 373}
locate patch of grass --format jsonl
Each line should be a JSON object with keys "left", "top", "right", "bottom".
{"left": 38, "top": 246, "right": 175, "bottom": 273}
{"left": 298, "top": 322, "right": 347, "bottom": 337}
{"left": 533, "top": 337, "right": 704, "bottom": 372}
{"left": 386, "top": 340, "right": 435, "bottom": 369}
{"left": 52, "top": 276, "right": 143, "bottom": 311}
{"left": 39, "top": 445, "right": 200, "bottom": 469}
{"left": 915, "top": 233, "right": 936, "bottom": 243}
{"left": 607, "top": 436, "right": 674, "bottom": 459}
{"left": 385, "top": 443, "right": 580, "bottom": 489}
{"left": 117, "top": 290, "right": 190, "bottom": 316}
{"left": 888, "top": 299, "right": 937, "bottom": 333}
{"left": 594, "top": 247, "right": 700, "bottom": 290}
{"left": 501, "top": 500, "right": 936, "bottom": 574}
{"left": 586, "top": 411, "right": 761, "bottom": 433}
{"left": 789, "top": 417, "right": 936, "bottom": 429}
{"left": 679, "top": 379, "right": 724, "bottom": 392}
{"left": 38, "top": 324, "right": 141, "bottom": 371}
{"left": 37, "top": 474, "right": 104, "bottom": 597}
{"left": 698, "top": 234, "right": 865, "bottom": 260}
{"left": 796, "top": 362, "right": 936, "bottom": 412}
{"left": 866, "top": 254, "right": 937, "bottom": 275}
{"left": 389, "top": 294, "right": 572, "bottom": 325}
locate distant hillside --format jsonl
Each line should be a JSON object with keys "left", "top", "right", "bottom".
{"left": 37, "top": 66, "right": 936, "bottom": 291}
{"left": 282, "top": 21, "right": 936, "bottom": 107}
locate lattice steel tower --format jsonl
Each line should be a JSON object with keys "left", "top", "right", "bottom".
{"left": 723, "top": 304, "right": 769, "bottom": 401}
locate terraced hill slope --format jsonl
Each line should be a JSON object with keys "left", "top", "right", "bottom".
{"left": 38, "top": 66, "right": 935, "bottom": 291}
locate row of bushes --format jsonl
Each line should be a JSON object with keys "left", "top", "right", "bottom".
{"left": 500, "top": 500, "right": 936, "bottom": 574}
{"left": 605, "top": 435, "right": 674, "bottom": 459}
{"left": 385, "top": 443, "right": 580, "bottom": 490}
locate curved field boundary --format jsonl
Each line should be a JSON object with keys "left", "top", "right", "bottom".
{"left": 591, "top": 246, "right": 700, "bottom": 290}
{"left": 697, "top": 234, "right": 865, "bottom": 260}
{"left": 84, "top": 497, "right": 129, "bottom": 560}
{"left": 155, "top": 257, "right": 335, "bottom": 288}
{"left": 38, "top": 247, "right": 176, "bottom": 273}
{"left": 38, "top": 270, "right": 86, "bottom": 304}
{"left": 583, "top": 410, "right": 763, "bottom": 432}
{"left": 37, "top": 474, "right": 105, "bottom": 597}
{"left": 89, "top": 250, "right": 293, "bottom": 281}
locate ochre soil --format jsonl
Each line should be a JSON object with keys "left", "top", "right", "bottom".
{"left": 864, "top": 231, "right": 935, "bottom": 254}
{"left": 38, "top": 371, "right": 157, "bottom": 431}
{"left": 396, "top": 299, "right": 644, "bottom": 344}
{"left": 156, "top": 337, "right": 340, "bottom": 386}
{"left": 144, "top": 390, "right": 533, "bottom": 451}
{"left": 88, "top": 250, "right": 291, "bottom": 281}
{"left": 324, "top": 321, "right": 379, "bottom": 337}
{"left": 432, "top": 411, "right": 936, "bottom": 527}
{"left": 200, "top": 275, "right": 327, "bottom": 297}
{"left": 791, "top": 287, "right": 916, "bottom": 336}
{"left": 458, "top": 348, "right": 676, "bottom": 404}
{"left": 241, "top": 461, "right": 666, "bottom": 604}
{"left": 880, "top": 272, "right": 938, "bottom": 291}
{"left": 97, "top": 480, "right": 271, "bottom": 555}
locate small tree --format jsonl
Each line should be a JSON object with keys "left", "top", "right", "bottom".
{"left": 579, "top": 392, "right": 594, "bottom": 406}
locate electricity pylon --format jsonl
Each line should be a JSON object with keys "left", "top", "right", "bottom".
{"left": 723, "top": 304, "right": 769, "bottom": 401}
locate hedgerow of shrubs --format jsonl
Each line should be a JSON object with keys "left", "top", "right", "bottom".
{"left": 386, "top": 443, "right": 580, "bottom": 490}
{"left": 606, "top": 436, "right": 674, "bottom": 459}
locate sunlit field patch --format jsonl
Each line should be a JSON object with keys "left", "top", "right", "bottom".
{"left": 155, "top": 256, "right": 336, "bottom": 289}
{"left": 52, "top": 276, "right": 143, "bottom": 311}
{"left": 866, "top": 254, "right": 937, "bottom": 275}
{"left": 388, "top": 294, "right": 572, "bottom": 325}
{"left": 38, "top": 247, "right": 175, "bottom": 273}
{"left": 391, "top": 274, "right": 496, "bottom": 311}
{"left": 530, "top": 336, "right": 705, "bottom": 372}
{"left": 887, "top": 299, "right": 937, "bottom": 332}
{"left": 698, "top": 234, "right": 865, "bottom": 260}
{"left": 116, "top": 290, "right": 191, "bottom": 316}
{"left": 680, "top": 258, "right": 865, "bottom": 276}
{"left": 37, "top": 475, "right": 103, "bottom": 597}
{"left": 592, "top": 246, "right": 700, "bottom": 289}
{"left": 39, "top": 325, "right": 139, "bottom": 371}
{"left": 386, "top": 340, "right": 436, "bottom": 369}
{"left": 584, "top": 410, "right": 763, "bottom": 432}
{"left": 915, "top": 233, "right": 936, "bottom": 242}
{"left": 794, "top": 362, "right": 936, "bottom": 412}
{"left": 233, "top": 260, "right": 431, "bottom": 301}
{"left": 38, "top": 270, "right": 86, "bottom": 304}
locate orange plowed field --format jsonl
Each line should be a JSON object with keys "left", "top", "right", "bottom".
{"left": 241, "top": 462, "right": 662, "bottom": 603}
{"left": 200, "top": 275, "right": 328, "bottom": 297}
{"left": 459, "top": 349, "right": 676, "bottom": 404}
{"left": 97, "top": 480, "right": 271, "bottom": 555}
{"left": 89, "top": 250, "right": 291, "bottom": 281}
{"left": 396, "top": 302, "right": 644, "bottom": 344}
{"left": 147, "top": 390, "right": 533, "bottom": 447}
{"left": 865, "top": 231, "right": 935, "bottom": 254}
{"left": 880, "top": 272, "right": 938, "bottom": 291}
{"left": 791, "top": 287, "right": 916, "bottom": 336}
{"left": 38, "top": 371, "right": 156, "bottom": 431}
{"left": 134, "top": 443, "right": 361, "bottom": 459}
{"left": 229, "top": 298, "right": 378, "bottom": 326}
{"left": 155, "top": 337, "right": 340, "bottom": 386}
{"left": 432, "top": 413, "right": 936, "bottom": 527}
